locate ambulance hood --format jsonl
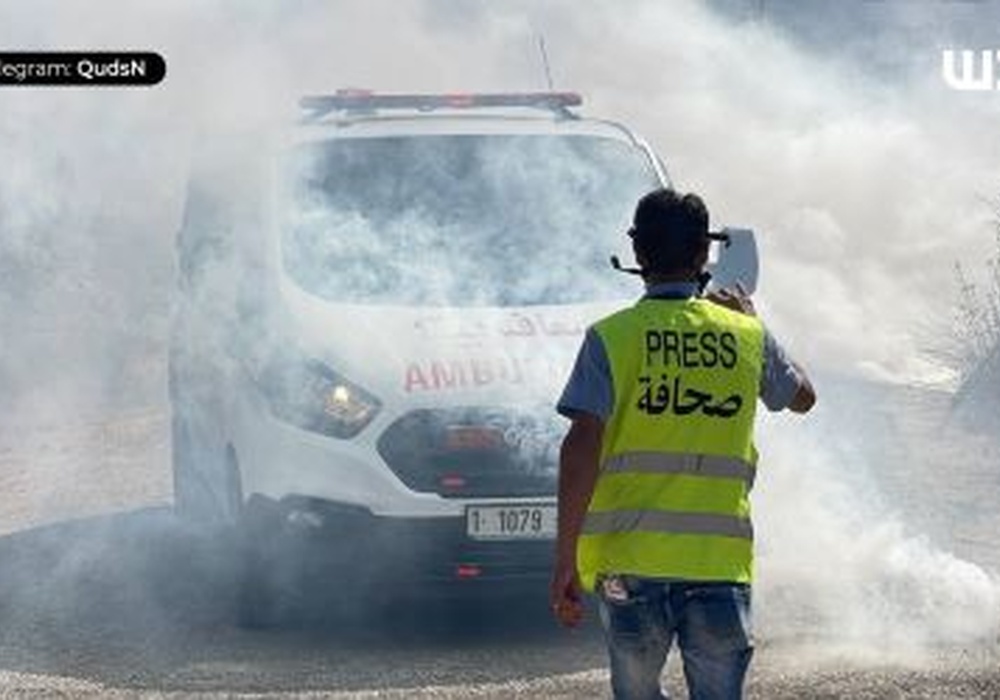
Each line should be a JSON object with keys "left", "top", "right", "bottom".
{"left": 277, "top": 275, "right": 622, "bottom": 407}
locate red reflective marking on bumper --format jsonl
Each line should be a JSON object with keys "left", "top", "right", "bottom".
{"left": 455, "top": 564, "right": 482, "bottom": 579}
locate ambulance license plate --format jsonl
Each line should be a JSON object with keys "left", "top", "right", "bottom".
{"left": 466, "top": 503, "right": 557, "bottom": 540}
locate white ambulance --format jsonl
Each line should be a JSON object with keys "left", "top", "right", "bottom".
{"left": 169, "top": 91, "right": 758, "bottom": 624}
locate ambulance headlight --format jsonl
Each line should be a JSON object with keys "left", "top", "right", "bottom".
{"left": 257, "top": 357, "right": 380, "bottom": 439}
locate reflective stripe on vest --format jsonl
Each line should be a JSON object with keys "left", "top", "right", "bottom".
{"left": 577, "top": 298, "right": 765, "bottom": 591}
{"left": 602, "top": 451, "right": 756, "bottom": 489}
{"left": 582, "top": 510, "right": 753, "bottom": 540}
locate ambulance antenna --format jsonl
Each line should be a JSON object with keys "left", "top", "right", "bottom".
{"left": 538, "top": 35, "right": 555, "bottom": 91}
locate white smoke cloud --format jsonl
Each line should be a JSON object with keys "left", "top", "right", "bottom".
{"left": 756, "top": 407, "right": 1000, "bottom": 653}
{"left": 513, "top": 0, "right": 1000, "bottom": 383}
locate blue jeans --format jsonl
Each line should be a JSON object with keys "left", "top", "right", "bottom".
{"left": 597, "top": 576, "right": 753, "bottom": 700}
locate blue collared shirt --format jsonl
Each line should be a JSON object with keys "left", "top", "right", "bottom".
{"left": 557, "top": 282, "right": 804, "bottom": 421}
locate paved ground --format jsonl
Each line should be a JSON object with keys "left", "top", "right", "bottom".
{"left": 0, "top": 404, "right": 998, "bottom": 698}
{"left": 0, "top": 507, "right": 996, "bottom": 699}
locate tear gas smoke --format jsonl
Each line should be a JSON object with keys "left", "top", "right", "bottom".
{"left": 0, "top": 0, "right": 999, "bottom": 688}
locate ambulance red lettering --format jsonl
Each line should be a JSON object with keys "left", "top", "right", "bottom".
{"left": 431, "top": 361, "right": 465, "bottom": 389}
{"left": 404, "top": 364, "right": 430, "bottom": 392}
{"left": 404, "top": 357, "right": 528, "bottom": 392}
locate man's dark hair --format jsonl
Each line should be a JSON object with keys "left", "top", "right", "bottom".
{"left": 629, "top": 188, "right": 710, "bottom": 275}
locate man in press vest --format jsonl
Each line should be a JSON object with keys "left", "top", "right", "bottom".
{"left": 551, "top": 188, "right": 816, "bottom": 699}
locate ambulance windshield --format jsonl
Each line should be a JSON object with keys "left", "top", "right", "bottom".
{"left": 281, "top": 134, "right": 659, "bottom": 306}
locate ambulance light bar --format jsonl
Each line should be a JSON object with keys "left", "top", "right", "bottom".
{"left": 300, "top": 90, "right": 582, "bottom": 120}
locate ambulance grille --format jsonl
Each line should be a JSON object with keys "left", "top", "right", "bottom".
{"left": 376, "top": 408, "right": 559, "bottom": 498}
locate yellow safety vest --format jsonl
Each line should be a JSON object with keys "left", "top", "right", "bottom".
{"left": 578, "top": 297, "right": 765, "bottom": 591}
